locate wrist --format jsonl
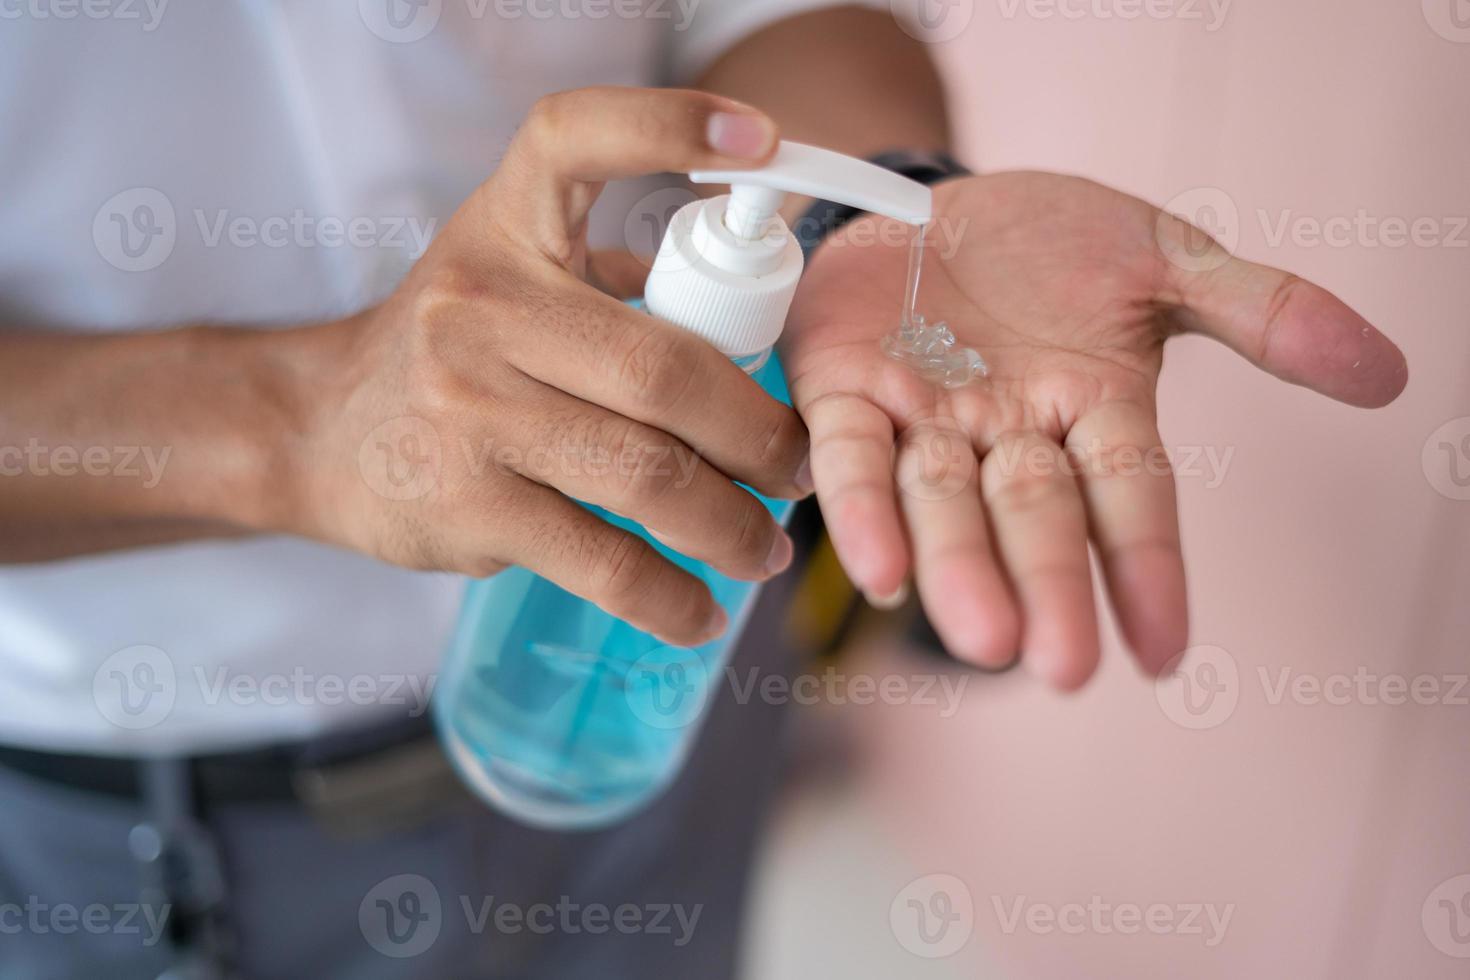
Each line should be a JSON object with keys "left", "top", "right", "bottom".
{"left": 200, "top": 320, "right": 350, "bottom": 539}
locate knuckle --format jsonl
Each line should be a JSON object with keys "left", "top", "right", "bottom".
{"left": 520, "top": 512, "right": 569, "bottom": 567}
{"left": 408, "top": 267, "right": 476, "bottom": 334}
{"left": 728, "top": 497, "right": 772, "bottom": 564}
{"left": 406, "top": 265, "right": 506, "bottom": 363}
{"left": 460, "top": 552, "right": 508, "bottom": 580}
{"left": 1086, "top": 439, "right": 1170, "bottom": 482}
{"left": 806, "top": 391, "right": 868, "bottom": 427}
{"left": 807, "top": 393, "right": 884, "bottom": 456}
{"left": 631, "top": 93, "right": 696, "bottom": 150}
{"left": 630, "top": 99, "right": 669, "bottom": 144}
{"left": 1259, "top": 273, "right": 1303, "bottom": 364}
{"left": 404, "top": 279, "right": 479, "bottom": 416}
{"left": 616, "top": 330, "right": 694, "bottom": 414}
{"left": 984, "top": 432, "right": 1076, "bottom": 511}
{"left": 750, "top": 409, "right": 807, "bottom": 474}
{"left": 622, "top": 462, "right": 678, "bottom": 510}
{"left": 990, "top": 472, "right": 1070, "bottom": 514}
{"left": 993, "top": 467, "right": 1076, "bottom": 514}
{"left": 523, "top": 91, "right": 572, "bottom": 147}
{"left": 521, "top": 415, "right": 574, "bottom": 484}
{"left": 607, "top": 423, "right": 677, "bottom": 507}
{"left": 594, "top": 533, "right": 656, "bottom": 608}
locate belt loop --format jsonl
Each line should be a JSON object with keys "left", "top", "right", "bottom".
{"left": 129, "top": 758, "right": 237, "bottom": 980}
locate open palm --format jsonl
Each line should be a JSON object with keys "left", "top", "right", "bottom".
{"left": 783, "top": 172, "right": 1406, "bottom": 688}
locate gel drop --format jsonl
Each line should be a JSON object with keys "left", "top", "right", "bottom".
{"left": 880, "top": 223, "right": 989, "bottom": 389}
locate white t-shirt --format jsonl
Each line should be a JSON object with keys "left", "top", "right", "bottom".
{"left": 0, "top": 0, "right": 876, "bottom": 756}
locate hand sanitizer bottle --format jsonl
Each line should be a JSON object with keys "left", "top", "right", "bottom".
{"left": 434, "top": 143, "right": 933, "bottom": 830}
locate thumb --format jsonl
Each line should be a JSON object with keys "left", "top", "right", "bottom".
{"left": 473, "top": 86, "right": 777, "bottom": 250}
{"left": 1160, "top": 214, "right": 1409, "bottom": 408}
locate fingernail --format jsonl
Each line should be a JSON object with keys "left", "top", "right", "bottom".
{"left": 707, "top": 111, "right": 775, "bottom": 159}
{"left": 764, "top": 532, "right": 794, "bottom": 576}
{"left": 864, "top": 582, "right": 909, "bottom": 611}
{"left": 794, "top": 455, "right": 814, "bottom": 495}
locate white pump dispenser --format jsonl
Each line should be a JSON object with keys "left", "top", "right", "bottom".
{"left": 644, "top": 141, "right": 933, "bottom": 357}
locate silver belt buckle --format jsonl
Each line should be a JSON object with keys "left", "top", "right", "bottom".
{"left": 291, "top": 737, "right": 472, "bottom": 839}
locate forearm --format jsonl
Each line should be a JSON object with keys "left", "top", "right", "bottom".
{"left": 0, "top": 324, "right": 331, "bottom": 562}
{"left": 694, "top": 6, "right": 953, "bottom": 217}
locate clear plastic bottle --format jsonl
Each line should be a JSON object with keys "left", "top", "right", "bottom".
{"left": 434, "top": 143, "right": 932, "bottom": 829}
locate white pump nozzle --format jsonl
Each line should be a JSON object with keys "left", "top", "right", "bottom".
{"left": 643, "top": 141, "right": 932, "bottom": 357}
{"left": 691, "top": 141, "right": 933, "bottom": 239}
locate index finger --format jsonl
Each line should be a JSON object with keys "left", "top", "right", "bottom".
{"left": 472, "top": 86, "right": 777, "bottom": 240}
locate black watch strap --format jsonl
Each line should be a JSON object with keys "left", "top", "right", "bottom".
{"left": 795, "top": 149, "right": 972, "bottom": 257}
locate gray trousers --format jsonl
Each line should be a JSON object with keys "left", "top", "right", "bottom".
{"left": 0, "top": 577, "right": 800, "bottom": 980}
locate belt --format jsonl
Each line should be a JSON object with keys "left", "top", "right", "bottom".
{"left": 0, "top": 712, "right": 470, "bottom": 837}
{"left": 0, "top": 714, "right": 475, "bottom": 977}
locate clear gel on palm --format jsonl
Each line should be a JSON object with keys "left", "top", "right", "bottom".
{"left": 880, "top": 224, "right": 989, "bottom": 389}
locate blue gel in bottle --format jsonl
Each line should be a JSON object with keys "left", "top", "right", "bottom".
{"left": 434, "top": 340, "right": 794, "bottom": 830}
